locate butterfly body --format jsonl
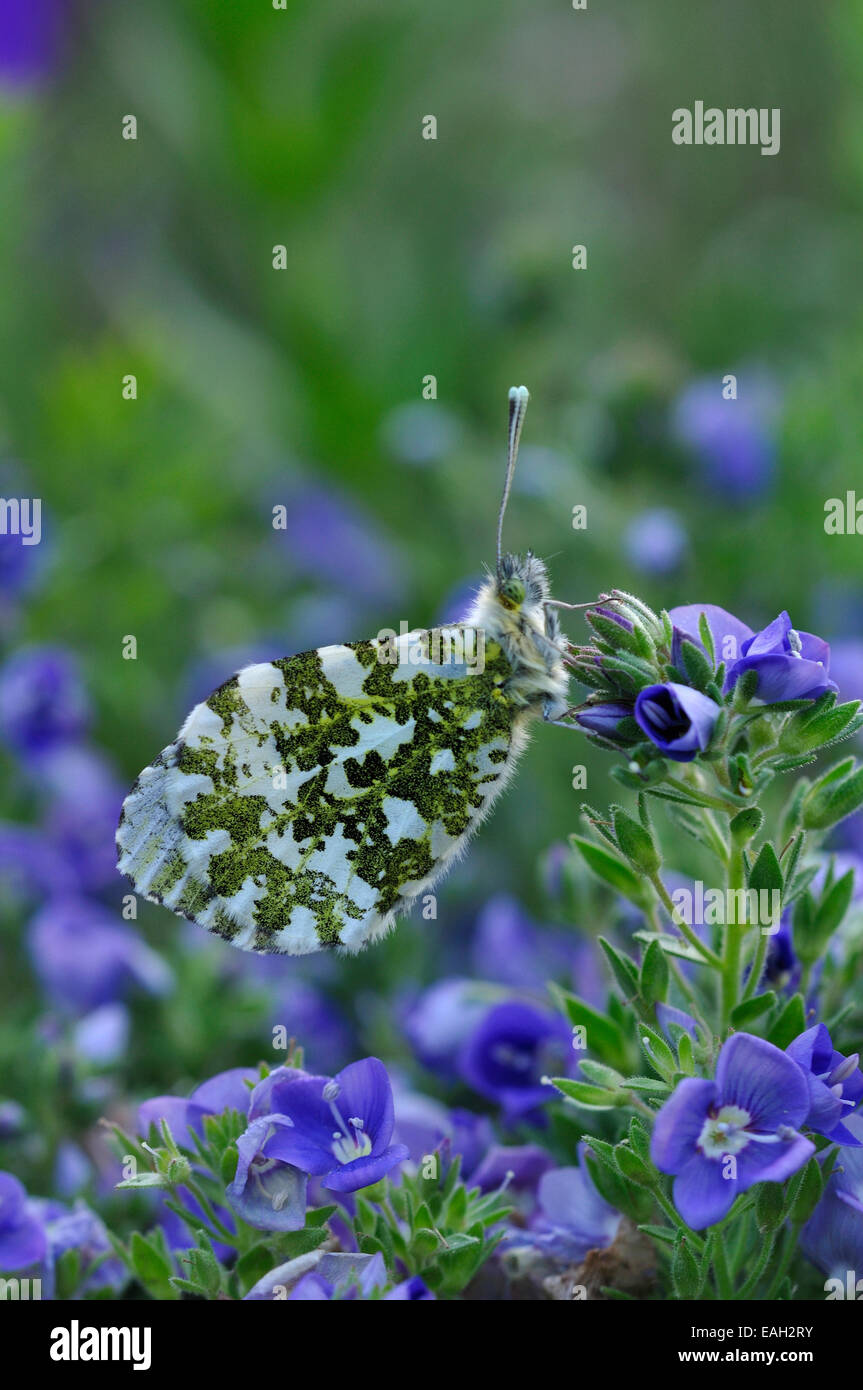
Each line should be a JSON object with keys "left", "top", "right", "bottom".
{"left": 117, "top": 387, "right": 574, "bottom": 956}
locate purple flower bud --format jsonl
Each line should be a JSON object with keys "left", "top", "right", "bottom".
{"left": 575, "top": 700, "right": 637, "bottom": 740}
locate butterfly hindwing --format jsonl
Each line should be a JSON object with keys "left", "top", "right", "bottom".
{"left": 116, "top": 629, "right": 520, "bottom": 954}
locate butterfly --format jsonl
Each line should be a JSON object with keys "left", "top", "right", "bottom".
{"left": 116, "top": 387, "right": 576, "bottom": 955}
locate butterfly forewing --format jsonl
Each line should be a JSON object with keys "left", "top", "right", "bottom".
{"left": 116, "top": 629, "right": 518, "bottom": 954}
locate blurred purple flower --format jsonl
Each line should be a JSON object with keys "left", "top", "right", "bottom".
{"left": 0, "top": 646, "right": 89, "bottom": 757}
{"left": 30, "top": 898, "right": 172, "bottom": 1015}
{"left": 269, "top": 980, "right": 352, "bottom": 1077}
{"left": 73, "top": 1003, "right": 130, "bottom": 1065}
{"left": 672, "top": 374, "right": 779, "bottom": 499}
{"left": 763, "top": 912, "right": 801, "bottom": 996}
{"left": 380, "top": 401, "right": 462, "bottom": 467}
{"left": 403, "top": 978, "right": 506, "bottom": 1078}
{"left": 0, "top": 824, "right": 78, "bottom": 901}
{"left": 42, "top": 747, "right": 125, "bottom": 892}
{"left": 435, "top": 575, "right": 482, "bottom": 626}
{"left": 459, "top": 1000, "right": 571, "bottom": 1119}
{"left": 274, "top": 483, "right": 402, "bottom": 603}
{"left": 801, "top": 1146, "right": 863, "bottom": 1286}
{"left": 54, "top": 1142, "right": 91, "bottom": 1198}
{"left": 829, "top": 640, "right": 863, "bottom": 704}
{"left": 0, "top": 1102, "right": 25, "bottom": 1138}
{"left": 623, "top": 507, "right": 687, "bottom": 575}
{"left": 41, "top": 1199, "right": 126, "bottom": 1294}
{"left": 0, "top": 1172, "right": 47, "bottom": 1270}
{"left": 0, "top": 0, "right": 67, "bottom": 89}
{"left": 514, "top": 1146, "right": 621, "bottom": 1261}
{"left": 470, "top": 1143, "right": 555, "bottom": 1195}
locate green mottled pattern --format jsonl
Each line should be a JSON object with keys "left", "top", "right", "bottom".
{"left": 117, "top": 633, "right": 516, "bottom": 954}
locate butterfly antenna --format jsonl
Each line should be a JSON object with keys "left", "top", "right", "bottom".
{"left": 496, "top": 385, "right": 530, "bottom": 581}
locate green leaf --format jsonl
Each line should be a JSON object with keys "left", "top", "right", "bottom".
{"left": 130, "top": 1231, "right": 175, "bottom": 1297}
{"left": 551, "top": 1078, "right": 627, "bottom": 1110}
{"left": 767, "top": 993, "right": 806, "bottom": 1050}
{"left": 748, "top": 841, "right": 783, "bottom": 895}
{"left": 613, "top": 807, "right": 661, "bottom": 875}
{"left": 672, "top": 1235, "right": 702, "bottom": 1299}
{"left": 549, "top": 985, "right": 628, "bottom": 1070}
{"left": 598, "top": 937, "right": 641, "bottom": 998}
{"left": 639, "top": 938, "right": 669, "bottom": 1005}
{"left": 638, "top": 1024, "right": 676, "bottom": 1081}
{"left": 680, "top": 637, "right": 714, "bottom": 693}
{"left": 570, "top": 835, "right": 647, "bottom": 905}
{"left": 632, "top": 930, "right": 706, "bottom": 965}
{"left": 730, "top": 992, "right": 776, "bottom": 1028}
{"left": 235, "top": 1243, "right": 277, "bottom": 1293}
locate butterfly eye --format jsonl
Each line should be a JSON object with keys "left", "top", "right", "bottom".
{"left": 500, "top": 576, "right": 526, "bottom": 608}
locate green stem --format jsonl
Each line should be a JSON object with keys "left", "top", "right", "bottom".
{"left": 650, "top": 873, "right": 722, "bottom": 968}
{"left": 741, "top": 925, "right": 770, "bottom": 1002}
{"left": 652, "top": 1188, "right": 705, "bottom": 1256}
{"left": 762, "top": 1224, "right": 797, "bottom": 1300}
{"left": 721, "top": 847, "right": 747, "bottom": 1024}
{"left": 712, "top": 1229, "right": 734, "bottom": 1299}
{"left": 737, "top": 1232, "right": 777, "bottom": 1299}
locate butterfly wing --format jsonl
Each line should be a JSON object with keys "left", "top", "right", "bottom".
{"left": 116, "top": 630, "right": 521, "bottom": 954}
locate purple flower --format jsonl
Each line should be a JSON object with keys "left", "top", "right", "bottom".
{"left": 138, "top": 1067, "right": 259, "bottom": 1147}
{"left": 226, "top": 1116, "right": 307, "bottom": 1231}
{"left": 470, "top": 895, "right": 575, "bottom": 990}
{"left": 41, "top": 1200, "right": 126, "bottom": 1295}
{"left": 763, "top": 913, "right": 801, "bottom": 995}
{"left": 514, "top": 1146, "right": 621, "bottom": 1262}
{"left": 403, "top": 978, "right": 506, "bottom": 1077}
{"left": 383, "top": 1275, "right": 435, "bottom": 1300}
{"left": 623, "top": 508, "right": 687, "bottom": 575}
{"left": 459, "top": 1000, "right": 571, "bottom": 1119}
{"left": 656, "top": 1002, "right": 699, "bottom": 1043}
{"left": 672, "top": 375, "right": 778, "bottom": 500}
{"left": 634, "top": 682, "right": 720, "bottom": 762}
{"left": 243, "top": 1058, "right": 408, "bottom": 1194}
{"left": 651, "top": 1033, "right": 815, "bottom": 1229}
{"left": 786, "top": 1025, "right": 863, "bottom": 1147}
{"left": 470, "top": 1144, "right": 555, "bottom": 1195}
{"left": 244, "top": 1250, "right": 385, "bottom": 1301}
{"left": 0, "top": 1173, "right": 46, "bottom": 1270}
{"left": 801, "top": 1147, "right": 863, "bottom": 1286}
{"left": 30, "top": 898, "right": 172, "bottom": 1014}
{"left": 157, "top": 1188, "right": 237, "bottom": 1264}
{"left": 0, "top": 646, "right": 89, "bottom": 756}
{"left": 669, "top": 605, "right": 836, "bottom": 703}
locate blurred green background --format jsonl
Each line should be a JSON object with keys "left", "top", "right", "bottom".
{"left": 3, "top": 0, "right": 863, "bottom": 1055}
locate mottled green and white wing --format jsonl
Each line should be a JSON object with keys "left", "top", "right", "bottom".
{"left": 116, "top": 631, "right": 520, "bottom": 955}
